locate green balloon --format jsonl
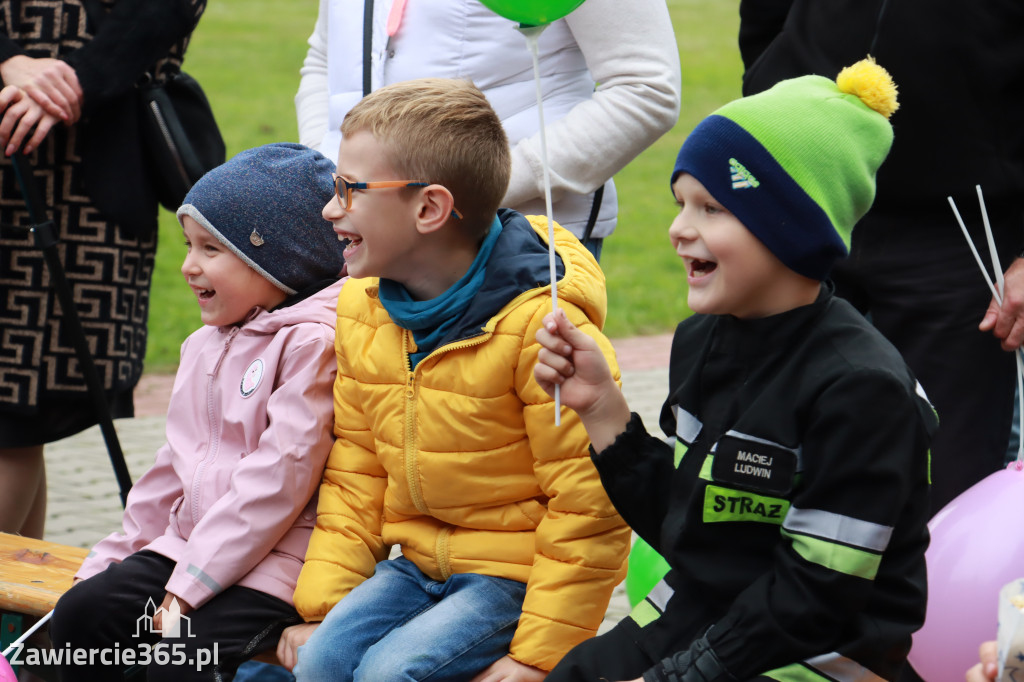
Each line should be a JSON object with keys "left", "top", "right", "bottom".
{"left": 625, "top": 537, "right": 671, "bottom": 608}
{"left": 478, "top": 0, "right": 586, "bottom": 26}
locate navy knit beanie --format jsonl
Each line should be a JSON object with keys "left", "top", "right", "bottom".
{"left": 176, "top": 143, "right": 344, "bottom": 294}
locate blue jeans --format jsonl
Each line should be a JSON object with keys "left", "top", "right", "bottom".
{"left": 234, "top": 661, "right": 295, "bottom": 681}
{"left": 293, "top": 557, "right": 526, "bottom": 682}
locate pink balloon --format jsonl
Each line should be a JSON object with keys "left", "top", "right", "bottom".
{"left": 908, "top": 463, "right": 1024, "bottom": 681}
{"left": 0, "top": 656, "right": 15, "bottom": 682}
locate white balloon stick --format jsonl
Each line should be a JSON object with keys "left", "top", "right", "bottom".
{"left": 949, "top": 190, "right": 1024, "bottom": 463}
{"left": 2, "top": 609, "right": 53, "bottom": 659}
{"left": 977, "top": 185, "right": 1005, "bottom": 297}
{"left": 520, "top": 24, "right": 562, "bottom": 426}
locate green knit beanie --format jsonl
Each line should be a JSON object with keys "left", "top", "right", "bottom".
{"left": 671, "top": 58, "right": 899, "bottom": 280}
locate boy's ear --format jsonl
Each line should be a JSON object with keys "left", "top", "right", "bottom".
{"left": 414, "top": 185, "right": 457, "bottom": 235}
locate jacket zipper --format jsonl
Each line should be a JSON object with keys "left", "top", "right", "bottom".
{"left": 401, "top": 330, "right": 491, "bottom": 516}
{"left": 191, "top": 327, "right": 238, "bottom": 525}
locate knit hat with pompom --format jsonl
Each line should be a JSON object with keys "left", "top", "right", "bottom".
{"left": 671, "top": 57, "right": 899, "bottom": 280}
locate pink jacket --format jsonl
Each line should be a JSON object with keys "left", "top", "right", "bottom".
{"left": 76, "top": 279, "right": 344, "bottom": 610}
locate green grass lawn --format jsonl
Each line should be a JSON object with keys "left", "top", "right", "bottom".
{"left": 145, "top": 0, "right": 743, "bottom": 371}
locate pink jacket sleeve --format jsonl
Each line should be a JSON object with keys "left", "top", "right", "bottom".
{"left": 75, "top": 440, "right": 183, "bottom": 581}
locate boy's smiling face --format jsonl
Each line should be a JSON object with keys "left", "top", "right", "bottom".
{"left": 180, "top": 215, "right": 287, "bottom": 327}
{"left": 669, "top": 173, "right": 815, "bottom": 319}
{"left": 323, "top": 130, "right": 422, "bottom": 283}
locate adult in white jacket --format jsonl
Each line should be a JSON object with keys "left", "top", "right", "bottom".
{"left": 296, "top": 0, "right": 681, "bottom": 252}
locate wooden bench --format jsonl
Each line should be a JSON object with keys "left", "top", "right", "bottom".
{"left": 0, "top": 532, "right": 283, "bottom": 668}
{"left": 0, "top": 532, "right": 86, "bottom": 619}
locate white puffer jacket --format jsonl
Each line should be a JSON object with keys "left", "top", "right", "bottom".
{"left": 295, "top": 0, "right": 681, "bottom": 239}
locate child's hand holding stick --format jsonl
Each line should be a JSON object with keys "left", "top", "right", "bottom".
{"left": 534, "top": 308, "right": 631, "bottom": 451}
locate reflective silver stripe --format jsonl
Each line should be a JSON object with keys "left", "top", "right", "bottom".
{"left": 915, "top": 380, "right": 930, "bottom": 405}
{"left": 806, "top": 652, "right": 885, "bottom": 682}
{"left": 646, "top": 578, "right": 674, "bottom": 612}
{"left": 187, "top": 563, "right": 223, "bottom": 593}
{"left": 673, "top": 405, "right": 702, "bottom": 443}
{"left": 783, "top": 506, "right": 893, "bottom": 553}
{"left": 723, "top": 429, "right": 803, "bottom": 471}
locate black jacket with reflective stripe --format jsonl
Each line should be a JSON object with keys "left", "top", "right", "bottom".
{"left": 594, "top": 287, "right": 936, "bottom": 680}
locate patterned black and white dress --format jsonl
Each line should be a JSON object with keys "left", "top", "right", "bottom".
{"left": 0, "top": 0, "right": 205, "bottom": 446}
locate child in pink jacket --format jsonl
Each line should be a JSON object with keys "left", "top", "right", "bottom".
{"left": 49, "top": 143, "right": 346, "bottom": 682}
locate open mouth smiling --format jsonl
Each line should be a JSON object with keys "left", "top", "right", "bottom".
{"left": 687, "top": 257, "right": 718, "bottom": 277}
{"left": 336, "top": 231, "right": 362, "bottom": 248}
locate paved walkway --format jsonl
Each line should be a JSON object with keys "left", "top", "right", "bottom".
{"left": 42, "top": 333, "right": 673, "bottom": 633}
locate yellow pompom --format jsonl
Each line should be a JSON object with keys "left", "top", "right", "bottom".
{"left": 836, "top": 57, "right": 899, "bottom": 119}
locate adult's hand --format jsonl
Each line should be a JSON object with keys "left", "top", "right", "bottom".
{"left": 0, "top": 85, "right": 60, "bottom": 155}
{"left": 979, "top": 258, "right": 1024, "bottom": 351}
{"left": 0, "top": 55, "right": 82, "bottom": 123}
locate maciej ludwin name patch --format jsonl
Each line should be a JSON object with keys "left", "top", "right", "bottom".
{"left": 711, "top": 435, "right": 796, "bottom": 495}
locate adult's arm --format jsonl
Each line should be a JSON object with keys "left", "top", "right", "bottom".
{"left": 295, "top": 0, "right": 330, "bottom": 150}
{"left": 63, "top": 0, "right": 200, "bottom": 113}
{"left": 737, "top": 0, "right": 794, "bottom": 72}
{"left": 0, "top": 35, "right": 25, "bottom": 64}
{"left": 503, "top": 0, "right": 681, "bottom": 208}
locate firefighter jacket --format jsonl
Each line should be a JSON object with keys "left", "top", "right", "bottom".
{"left": 596, "top": 286, "right": 937, "bottom": 681}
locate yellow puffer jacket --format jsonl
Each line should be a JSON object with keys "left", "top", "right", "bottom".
{"left": 294, "top": 213, "right": 631, "bottom": 671}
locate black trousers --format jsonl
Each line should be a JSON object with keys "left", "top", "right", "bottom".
{"left": 833, "top": 196, "right": 1022, "bottom": 517}
{"left": 49, "top": 550, "right": 300, "bottom": 682}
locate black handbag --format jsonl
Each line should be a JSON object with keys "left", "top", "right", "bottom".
{"left": 80, "top": 0, "right": 225, "bottom": 212}
{"left": 137, "top": 70, "right": 226, "bottom": 211}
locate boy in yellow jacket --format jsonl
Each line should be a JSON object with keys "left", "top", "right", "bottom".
{"left": 278, "top": 78, "right": 631, "bottom": 681}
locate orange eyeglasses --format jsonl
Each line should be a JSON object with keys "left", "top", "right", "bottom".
{"left": 332, "top": 174, "right": 463, "bottom": 219}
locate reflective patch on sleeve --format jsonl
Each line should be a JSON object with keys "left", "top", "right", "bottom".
{"left": 673, "top": 404, "right": 702, "bottom": 443}
{"left": 761, "top": 663, "right": 829, "bottom": 682}
{"left": 628, "top": 578, "right": 675, "bottom": 628}
{"left": 629, "top": 599, "right": 660, "bottom": 628}
{"left": 674, "top": 439, "right": 688, "bottom": 469}
{"left": 763, "top": 652, "right": 884, "bottom": 682}
{"left": 698, "top": 453, "right": 713, "bottom": 481}
{"left": 781, "top": 529, "right": 882, "bottom": 580}
{"left": 783, "top": 506, "right": 893, "bottom": 553}
{"left": 703, "top": 485, "right": 789, "bottom": 525}
{"left": 187, "top": 563, "right": 224, "bottom": 593}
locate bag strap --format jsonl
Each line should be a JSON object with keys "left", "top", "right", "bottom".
{"left": 581, "top": 183, "right": 604, "bottom": 245}
{"left": 362, "top": 0, "right": 374, "bottom": 97}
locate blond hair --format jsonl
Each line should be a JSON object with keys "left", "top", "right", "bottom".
{"left": 341, "top": 78, "right": 511, "bottom": 235}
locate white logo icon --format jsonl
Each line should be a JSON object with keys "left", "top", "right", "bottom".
{"left": 133, "top": 597, "right": 196, "bottom": 638}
